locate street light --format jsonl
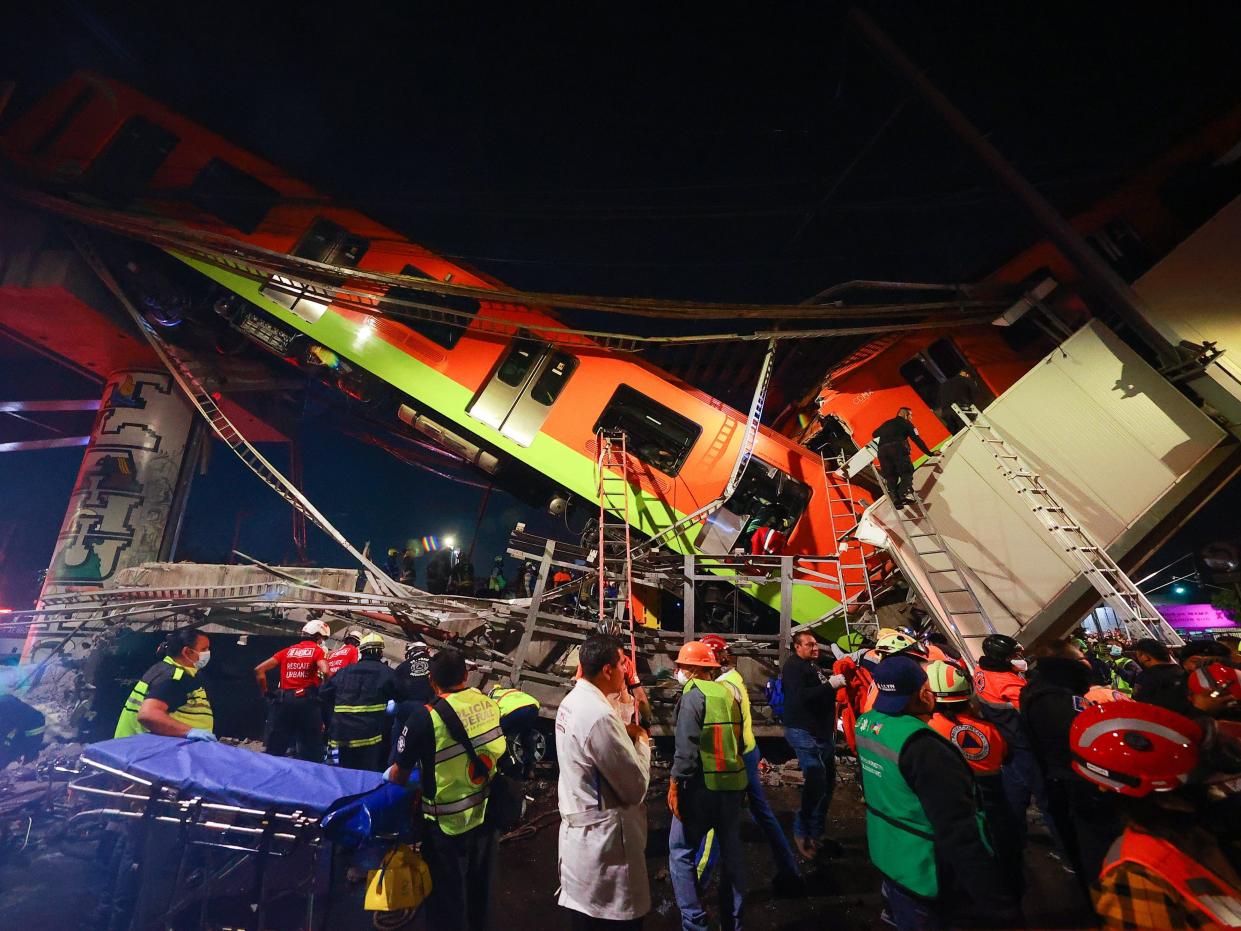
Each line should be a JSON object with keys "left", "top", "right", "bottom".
{"left": 443, "top": 536, "right": 456, "bottom": 549}
{"left": 1172, "top": 584, "right": 1188, "bottom": 596}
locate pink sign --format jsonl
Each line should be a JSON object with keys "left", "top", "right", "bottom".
{"left": 1156, "top": 603, "right": 1239, "bottom": 631}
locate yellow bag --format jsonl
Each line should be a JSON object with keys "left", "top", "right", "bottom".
{"left": 364, "top": 844, "right": 432, "bottom": 912}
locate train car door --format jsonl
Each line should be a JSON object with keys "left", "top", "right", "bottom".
{"left": 468, "top": 337, "right": 578, "bottom": 447}
{"left": 260, "top": 217, "right": 369, "bottom": 323}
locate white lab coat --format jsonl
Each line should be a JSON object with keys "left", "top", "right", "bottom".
{"left": 554, "top": 678, "right": 652, "bottom": 921}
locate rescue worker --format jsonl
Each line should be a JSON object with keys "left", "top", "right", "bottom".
{"left": 1092, "top": 642, "right": 1138, "bottom": 694}
{"left": 254, "top": 619, "right": 330, "bottom": 762}
{"left": 487, "top": 555, "right": 506, "bottom": 593}
{"left": 391, "top": 638, "right": 434, "bottom": 762}
{"left": 320, "top": 632, "right": 397, "bottom": 771}
{"left": 400, "top": 547, "right": 417, "bottom": 585}
{"left": 781, "top": 630, "right": 844, "bottom": 859}
{"left": 974, "top": 633, "right": 1048, "bottom": 848}
{"left": 871, "top": 407, "right": 938, "bottom": 509}
{"left": 1179, "top": 638, "right": 1232, "bottom": 672}
{"left": 114, "top": 627, "right": 215, "bottom": 741}
{"left": 1070, "top": 700, "right": 1241, "bottom": 930}
{"left": 488, "top": 682, "right": 540, "bottom": 778}
{"left": 554, "top": 634, "right": 652, "bottom": 928}
{"left": 698, "top": 634, "right": 803, "bottom": 896}
{"left": 386, "top": 647, "right": 506, "bottom": 931}
{"left": 0, "top": 694, "right": 46, "bottom": 767}
{"left": 1022, "top": 640, "right": 1123, "bottom": 892}
{"left": 326, "top": 627, "right": 363, "bottom": 677}
{"left": 385, "top": 547, "right": 402, "bottom": 580}
{"left": 1132, "top": 637, "right": 1190, "bottom": 715}
{"left": 667, "top": 641, "right": 746, "bottom": 931}
{"left": 925, "top": 659, "right": 1022, "bottom": 898}
{"left": 1186, "top": 661, "right": 1241, "bottom": 718}
{"left": 855, "top": 656, "right": 1019, "bottom": 929}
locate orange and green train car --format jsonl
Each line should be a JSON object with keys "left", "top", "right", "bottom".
{"left": 3, "top": 72, "right": 884, "bottom": 633}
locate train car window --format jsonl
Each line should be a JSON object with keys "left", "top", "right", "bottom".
{"left": 530, "top": 353, "right": 577, "bottom": 406}
{"left": 29, "top": 87, "right": 95, "bottom": 156}
{"left": 925, "top": 338, "right": 970, "bottom": 382}
{"left": 497, "top": 338, "right": 544, "bottom": 387}
{"left": 699, "top": 457, "right": 811, "bottom": 554}
{"left": 898, "top": 356, "right": 943, "bottom": 414}
{"left": 83, "top": 116, "right": 179, "bottom": 204}
{"left": 188, "top": 158, "right": 280, "bottom": 233}
{"left": 260, "top": 217, "right": 369, "bottom": 323}
{"left": 382, "top": 265, "right": 481, "bottom": 349}
{"left": 592, "top": 385, "right": 701, "bottom": 477}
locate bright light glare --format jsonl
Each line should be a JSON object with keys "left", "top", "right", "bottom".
{"left": 443, "top": 536, "right": 456, "bottom": 549}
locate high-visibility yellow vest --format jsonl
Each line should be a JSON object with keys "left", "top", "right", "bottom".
{"left": 423, "top": 688, "right": 507, "bottom": 836}
{"left": 488, "top": 687, "right": 540, "bottom": 717}
{"left": 114, "top": 657, "right": 213, "bottom": 738}
{"left": 682, "top": 679, "right": 746, "bottom": 792}
{"left": 718, "top": 668, "right": 756, "bottom": 754}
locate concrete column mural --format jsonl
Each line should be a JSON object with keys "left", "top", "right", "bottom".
{"left": 40, "top": 369, "right": 193, "bottom": 599}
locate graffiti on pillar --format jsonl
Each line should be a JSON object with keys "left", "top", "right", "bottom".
{"left": 45, "top": 372, "right": 192, "bottom": 591}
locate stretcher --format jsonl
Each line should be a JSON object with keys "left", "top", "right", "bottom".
{"left": 68, "top": 735, "right": 386, "bottom": 930}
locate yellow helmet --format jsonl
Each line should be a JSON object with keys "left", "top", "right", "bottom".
{"left": 926, "top": 660, "right": 971, "bottom": 702}
{"left": 876, "top": 632, "right": 921, "bottom": 656}
{"left": 876, "top": 627, "right": 898, "bottom": 641}
{"left": 359, "top": 632, "right": 385, "bottom": 654}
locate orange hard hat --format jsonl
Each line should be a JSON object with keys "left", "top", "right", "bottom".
{"left": 676, "top": 640, "right": 721, "bottom": 668}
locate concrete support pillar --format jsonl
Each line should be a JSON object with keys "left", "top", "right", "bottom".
{"left": 25, "top": 370, "right": 193, "bottom": 657}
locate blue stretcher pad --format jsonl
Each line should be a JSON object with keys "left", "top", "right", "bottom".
{"left": 83, "top": 735, "right": 385, "bottom": 815}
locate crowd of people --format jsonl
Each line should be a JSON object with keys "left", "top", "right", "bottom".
{"left": 384, "top": 545, "right": 540, "bottom": 598}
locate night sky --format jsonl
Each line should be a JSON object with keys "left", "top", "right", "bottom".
{"left": 2, "top": 3, "right": 1240, "bottom": 607}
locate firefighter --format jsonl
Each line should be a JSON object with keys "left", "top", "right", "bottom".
{"left": 926, "top": 660, "right": 1022, "bottom": 898}
{"left": 667, "top": 641, "right": 747, "bottom": 930}
{"left": 1071, "top": 700, "right": 1241, "bottom": 930}
{"left": 488, "top": 683, "right": 541, "bottom": 778}
{"left": 391, "top": 638, "right": 433, "bottom": 762}
{"left": 871, "top": 407, "right": 938, "bottom": 508}
{"left": 114, "top": 627, "right": 215, "bottom": 742}
{"left": 326, "top": 627, "right": 363, "bottom": 676}
{"left": 255, "top": 619, "right": 330, "bottom": 762}
{"left": 320, "top": 632, "right": 398, "bottom": 771}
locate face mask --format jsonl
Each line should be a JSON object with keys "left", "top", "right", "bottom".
{"left": 608, "top": 689, "right": 635, "bottom": 724}
{"left": 1109, "top": 645, "right": 1123, "bottom": 658}
{"left": 192, "top": 650, "right": 211, "bottom": 671}
{"left": 1010, "top": 658, "right": 1028, "bottom": 673}
{"left": 674, "top": 669, "right": 689, "bottom": 686}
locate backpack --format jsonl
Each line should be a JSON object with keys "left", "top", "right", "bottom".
{"left": 765, "top": 677, "right": 785, "bottom": 722}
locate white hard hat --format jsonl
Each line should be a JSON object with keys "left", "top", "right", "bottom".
{"left": 302, "top": 619, "right": 331, "bottom": 638}
{"left": 344, "top": 628, "right": 365, "bottom": 644}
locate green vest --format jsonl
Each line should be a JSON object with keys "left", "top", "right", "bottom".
{"left": 114, "top": 657, "right": 213, "bottom": 739}
{"left": 424, "top": 688, "right": 507, "bottom": 836}
{"left": 489, "top": 687, "right": 540, "bottom": 717}
{"left": 718, "top": 668, "right": 756, "bottom": 754}
{"left": 683, "top": 678, "right": 746, "bottom": 792}
{"left": 855, "top": 710, "right": 939, "bottom": 897}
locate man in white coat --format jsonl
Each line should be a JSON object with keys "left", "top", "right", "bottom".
{"left": 555, "top": 634, "right": 652, "bottom": 929}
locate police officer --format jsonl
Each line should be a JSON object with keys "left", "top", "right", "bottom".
{"left": 255, "top": 619, "right": 330, "bottom": 761}
{"left": 667, "top": 640, "right": 747, "bottom": 930}
{"left": 926, "top": 660, "right": 1021, "bottom": 898}
{"left": 321, "top": 632, "right": 398, "bottom": 771}
{"left": 115, "top": 627, "right": 215, "bottom": 742}
{"left": 326, "top": 627, "right": 363, "bottom": 677}
{"left": 488, "top": 683, "right": 540, "bottom": 778}
{"left": 871, "top": 407, "right": 938, "bottom": 508}
{"left": 386, "top": 648, "right": 506, "bottom": 931}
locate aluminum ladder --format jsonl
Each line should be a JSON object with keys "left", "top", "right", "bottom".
{"left": 953, "top": 403, "right": 1182, "bottom": 645}
{"left": 872, "top": 462, "right": 997, "bottom": 663}
{"left": 822, "top": 453, "right": 879, "bottom": 642}
{"left": 67, "top": 226, "right": 404, "bottom": 597}
{"left": 596, "top": 429, "right": 637, "bottom": 660}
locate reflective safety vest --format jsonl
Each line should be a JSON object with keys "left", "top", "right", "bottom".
{"left": 489, "top": 687, "right": 540, "bottom": 718}
{"left": 683, "top": 679, "right": 746, "bottom": 792}
{"left": 424, "top": 688, "right": 507, "bottom": 836}
{"left": 928, "top": 711, "right": 1006, "bottom": 775}
{"left": 1101, "top": 828, "right": 1241, "bottom": 928}
{"left": 855, "top": 710, "right": 939, "bottom": 897}
{"left": 719, "top": 668, "right": 756, "bottom": 754}
{"left": 114, "top": 657, "right": 213, "bottom": 738}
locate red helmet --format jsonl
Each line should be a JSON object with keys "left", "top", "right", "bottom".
{"left": 1070, "top": 700, "right": 1202, "bottom": 797}
{"left": 699, "top": 634, "right": 728, "bottom": 662}
{"left": 1187, "top": 663, "right": 1241, "bottom": 700}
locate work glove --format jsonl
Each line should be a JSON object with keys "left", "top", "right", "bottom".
{"left": 386, "top": 699, "right": 397, "bottom": 715}
{"left": 186, "top": 728, "right": 218, "bottom": 742}
{"left": 667, "top": 778, "right": 681, "bottom": 820}
{"left": 828, "top": 674, "right": 848, "bottom": 690}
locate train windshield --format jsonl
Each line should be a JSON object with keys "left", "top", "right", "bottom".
{"left": 727, "top": 458, "right": 811, "bottom": 537}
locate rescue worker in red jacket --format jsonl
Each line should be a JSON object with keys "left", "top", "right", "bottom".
{"left": 326, "top": 627, "right": 364, "bottom": 676}
{"left": 926, "top": 660, "right": 1022, "bottom": 898}
{"left": 255, "top": 619, "right": 331, "bottom": 762}
{"left": 1071, "top": 700, "right": 1241, "bottom": 930}
{"left": 974, "top": 633, "right": 1050, "bottom": 849}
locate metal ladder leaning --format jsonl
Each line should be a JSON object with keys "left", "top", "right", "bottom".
{"left": 596, "top": 429, "right": 637, "bottom": 661}
{"left": 953, "top": 403, "right": 1183, "bottom": 646}
{"left": 873, "top": 462, "right": 997, "bottom": 662}
{"left": 66, "top": 225, "right": 404, "bottom": 597}
{"left": 822, "top": 453, "right": 879, "bottom": 643}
